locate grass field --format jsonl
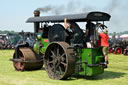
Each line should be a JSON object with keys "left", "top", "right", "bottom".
{"left": 0, "top": 50, "right": 128, "bottom": 85}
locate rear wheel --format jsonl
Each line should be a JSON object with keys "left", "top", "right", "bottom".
{"left": 44, "top": 42, "right": 75, "bottom": 80}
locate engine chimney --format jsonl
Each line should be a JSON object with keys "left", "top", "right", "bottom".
{"left": 34, "top": 10, "right": 40, "bottom": 17}
{"left": 34, "top": 10, "right": 40, "bottom": 33}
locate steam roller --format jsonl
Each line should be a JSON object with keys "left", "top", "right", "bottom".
{"left": 11, "top": 47, "right": 43, "bottom": 71}
{"left": 10, "top": 10, "right": 111, "bottom": 80}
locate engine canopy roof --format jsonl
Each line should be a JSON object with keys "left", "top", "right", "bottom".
{"left": 26, "top": 11, "right": 111, "bottom": 23}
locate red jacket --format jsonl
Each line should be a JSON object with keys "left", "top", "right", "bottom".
{"left": 99, "top": 33, "right": 109, "bottom": 47}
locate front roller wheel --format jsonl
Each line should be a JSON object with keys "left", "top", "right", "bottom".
{"left": 13, "top": 48, "right": 43, "bottom": 71}
{"left": 44, "top": 42, "right": 76, "bottom": 80}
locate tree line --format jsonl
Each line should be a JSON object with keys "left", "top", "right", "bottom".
{"left": 0, "top": 30, "right": 18, "bottom": 34}
{"left": 108, "top": 31, "right": 128, "bottom": 36}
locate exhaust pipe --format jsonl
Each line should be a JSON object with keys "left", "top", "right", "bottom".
{"left": 34, "top": 10, "right": 40, "bottom": 33}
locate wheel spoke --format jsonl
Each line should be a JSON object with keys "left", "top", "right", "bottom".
{"left": 49, "top": 66, "right": 54, "bottom": 72}
{"left": 51, "top": 50, "right": 56, "bottom": 56}
{"left": 61, "top": 53, "right": 66, "bottom": 61}
{"left": 53, "top": 64, "right": 57, "bottom": 77}
{"left": 61, "top": 53, "right": 65, "bottom": 57}
{"left": 57, "top": 46, "right": 60, "bottom": 56}
{"left": 51, "top": 55, "right": 54, "bottom": 58}
{"left": 56, "top": 60, "right": 61, "bottom": 68}
{"left": 59, "top": 66, "right": 63, "bottom": 75}
{"left": 53, "top": 47, "right": 57, "bottom": 56}
{"left": 61, "top": 62, "right": 67, "bottom": 67}
{"left": 48, "top": 60, "right": 54, "bottom": 64}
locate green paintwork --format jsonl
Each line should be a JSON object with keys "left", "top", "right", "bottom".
{"left": 33, "top": 33, "right": 49, "bottom": 54}
{"left": 40, "top": 38, "right": 49, "bottom": 54}
{"left": 75, "top": 48, "right": 104, "bottom": 76}
{"left": 33, "top": 32, "right": 104, "bottom": 77}
{"left": 33, "top": 41, "right": 40, "bottom": 54}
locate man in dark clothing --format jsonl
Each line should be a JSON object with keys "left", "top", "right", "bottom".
{"left": 64, "top": 18, "right": 73, "bottom": 43}
{"left": 85, "top": 21, "right": 95, "bottom": 48}
{"left": 64, "top": 18, "right": 84, "bottom": 44}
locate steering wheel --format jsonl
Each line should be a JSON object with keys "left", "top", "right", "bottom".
{"left": 93, "top": 23, "right": 108, "bottom": 47}
{"left": 95, "top": 23, "right": 108, "bottom": 32}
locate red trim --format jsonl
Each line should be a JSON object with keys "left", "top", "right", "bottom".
{"left": 44, "top": 39, "right": 49, "bottom": 42}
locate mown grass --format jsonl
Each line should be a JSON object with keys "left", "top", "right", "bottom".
{"left": 0, "top": 50, "right": 128, "bottom": 85}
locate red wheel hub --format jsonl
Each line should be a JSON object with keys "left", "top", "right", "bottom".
{"left": 109, "top": 48, "right": 113, "bottom": 53}
{"left": 116, "top": 48, "right": 122, "bottom": 54}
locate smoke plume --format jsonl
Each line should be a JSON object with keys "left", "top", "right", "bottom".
{"left": 104, "top": 0, "right": 119, "bottom": 13}
{"left": 36, "top": 0, "right": 89, "bottom": 15}
{"left": 36, "top": 5, "right": 53, "bottom": 13}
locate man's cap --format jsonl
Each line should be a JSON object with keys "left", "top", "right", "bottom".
{"left": 103, "top": 28, "right": 108, "bottom": 34}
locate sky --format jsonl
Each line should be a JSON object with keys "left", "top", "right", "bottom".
{"left": 0, "top": 0, "right": 128, "bottom": 33}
